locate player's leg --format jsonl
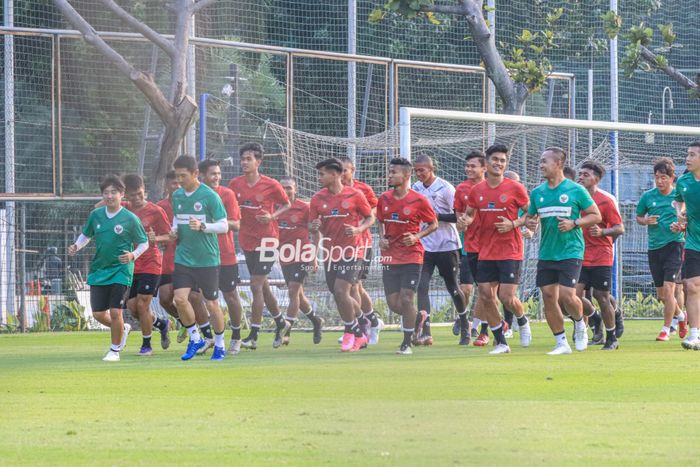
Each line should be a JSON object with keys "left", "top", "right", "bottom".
{"left": 199, "top": 267, "right": 226, "bottom": 360}
{"left": 172, "top": 265, "right": 206, "bottom": 360}
{"left": 456, "top": 255, "right": 473, "bottom": 338}
{"left": 93, "top": 284, "right": 129, "bottom": 361}
{"left": 332, "top": 261, "right": 363, "bottom": 352}
{"left": 558, "top": 274, "right": 587, "bottom": 352}
{"left": 435, "top": 250, "right": 468, "bottom": 343}
{"left": 497, "top": 260, "right": 529, "bottom": 347}
{"left": 681, "top": 250, "right": 700, "bottom": 349}
{"left": 219, "top": 264, "right": 243, "bottom": 355}
{"left": 298, "top": 284, "right": 323, "bottom": 344}
{"left": 415, "top": 252, "right": 436, "bottom": 343}
{"left": 537, "top": 261, "right": 572, "bottom": 355}
{"left": 477, "top": 279, "right": 509, "bottom": 354}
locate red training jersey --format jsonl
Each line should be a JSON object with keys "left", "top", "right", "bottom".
{"left": 377, "top": 189, "right": 436, "bottom": 265}
{"left": 228, "top": 175, "right": 289, "bottom": 252}
{"left": 214, "top": 185, "right": 241, "bottom": 266}
{"left": 466, "top": 178, "right": 529, "bottom": 261}
{"left": 350, "top": 179, "right": 378, "bottom": 252}
{"left": 583, "top": 189, "right": 622, "bottom": 267}
{"left": 454, "top": 179, "right": 481, "bottom": 253}
{"left": 276, "top": 198, "right": 311, "bottom": 266}
{"left": 126, "top": 201, "right": 171, "bottom": 275}
{"left": 156, "top": 197, "right": 176, "bottom": 275}
{"left": 309, "top": 186, "right": 372, "bottom": 262}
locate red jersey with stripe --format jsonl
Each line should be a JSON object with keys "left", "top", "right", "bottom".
{"left": 349, "top": 180, "right": 378, "bottom": 252}
{"left": 156, "top": 197, "right": 176, "bottom": 275}
{"left": 466, "top": 178, "right": 529, "bottom": 261}
{"left": 583, "top": 189, "right": 622, "bottom": 267}
{"left": 377, "top": 189, "right": 436, "bottom": 265}
{"left": 454, "top": 179, "right": 481, "bottom": 253}
{"left": 126, "top": 201, "right": 171, "bottom": 275}
{"left": 214, "top": 185, "right": 241, "bottom": 266}
{"left": 309, "top": 186, "right": 372, "bottom": 262}
{"left": 276, "top": 198, "right": 311, "bottom": 266}
{"left": 228, "top": 175, "right": 289, "bottom": 252}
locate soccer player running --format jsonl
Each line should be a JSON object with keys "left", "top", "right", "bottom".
{"left": 637, "top": 157, "right": 686, "bottom": 341}
{"left": 309, "top": 158, "right": 374, "bottom": 352}
{"left": 228, "top": 143, "right": 292, "bottom": 350}
{"left": 68, "top": 175, "right": 149, "bottom": 362}
{"left": 339, "top": 156, "right": 383, "bottom": 344}
{"left": 122, "top": 174, "right": 173, "bottom": 355}
{"left": 674, "top": 141, "right": 700, "bottom": 350}
{"left": 276, "top": 176, "right": 324, "bottom": 345}
{"left": 454, "top": 150, "right": 485, "bottom": 345}
{"left": 576, "top": 161, "right": 624, "bottom": 350}
{"left": 171, "top": 155, "right": 230, "bottom": 361}
{"left": 377, "top": 158, "right": 438, "bottom": 355}
{"left": 199, "top": 159, "right": 246, "bottom": 355}
{"left": 462, "top": 144, "right": 532, "bottom": 354}
{"left": 412, "top": 154, "right": 467, "bottom": 345}
{"left": 526, "top": 147, "right": 602, "bottom": 355}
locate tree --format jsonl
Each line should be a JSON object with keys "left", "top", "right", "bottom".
{"left": 53, "top": 0, "right": 218, "bottom": 195}
{"left": 370, "top": 0, "right": 563, "bottom": 114}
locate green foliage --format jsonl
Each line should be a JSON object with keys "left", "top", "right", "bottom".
{"left": 658, "top": 23, "right": 677, "bottom": 48}
{"left": 601, "top": 10, "right": 622, "bottom": 39}
{"left": 51, "top": 300, "right": 88, "bottom": 332}
{"left": 620, "top": 292, "right": 663, "bottom": 318}
{"left": 0, "top": 314, "right": 20, "bottom": 334}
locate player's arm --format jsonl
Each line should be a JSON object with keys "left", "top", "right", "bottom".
{"left": 457, "top": 206, "right": 476, "bottom": 231}
{"left": 671, "top": 199, "right": 687, "bottom": 232}
{"left": 189, "top": 217, "right": 229, "bottom": 234}
{"left": 558, "top": 204, "right": 602, "bottom": 232}
{"left": 118, "top": 241, "right": 150, "bottom": 264}
{"left": 346, "top": 213, "right": 375, "bottom": 237}
{"left": 67, "top": 233, "right": 91, "bottom": 256}
{"left": 495, "top": 202, "right": 530, "bottom": 233}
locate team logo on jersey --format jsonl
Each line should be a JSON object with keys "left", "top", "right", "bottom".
{"left": 194, "top": 202, "right": 203, "bottom": 212}
{"left": 256, "top": 194, "right": 264, "bottom": 201}
{"left": 341, "top": 200, "right": 350, "bottom": 209}
{"left": 114, "top": 224, "right": 124, "bottom": 234}
{"left": 559, "top": 194, "right": 569, "bottom": 203}
{"left": 500, "top": 195, "right": 508, "bottom": 202}
{"left": 403, "top": 207, "right": 412, "bottom": 215}
{"left": 290, "top": 215, "right": 299, "bottom": 223}
{"left": 391, "top": 213, "right": 400, "bottom": 220}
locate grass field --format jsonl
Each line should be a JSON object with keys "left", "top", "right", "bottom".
{"left": 2, "top": 321, "right": 700, "bottom": 466}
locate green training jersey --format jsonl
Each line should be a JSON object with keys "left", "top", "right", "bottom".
{"left": 82, "top": 206, "right": 147, "bottom": 286}
{"left": 528, "top": 178, "right": 594, "bottom": 261}
{"left": 636, "top": 187, "right": 684, "bottom": 250}
{"left": 675, "top": 171, "right": 700, "bottom": 252}
{"left": 172, "top": 183, "right": 227, "bottom": 268}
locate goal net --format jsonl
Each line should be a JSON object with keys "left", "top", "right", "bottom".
{"left": 269, "top": 110, "right": 700, "bottom": 322}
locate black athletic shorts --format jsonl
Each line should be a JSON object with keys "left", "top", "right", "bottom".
{"left": 476, "top": 259, "right": 522, "bottom": 284}
{"left": 159, "top": 274, "right": 172, "bottom": 287}
{"left": 243, "top": 249, "right": 275, "bottom": 276}
{"left": 358, "top": 248, "right": 372, "bottom": 281}
{"left": 90, "top": 284, "right": 129, "bottom": 312}
{"left": 382, "top": 263, "right": 421, "bottom": 296}
{"left": 536, "top": 259, "right": 582, "bottom": 288}
{"left": 422, "top": 250, "right": 461, "bottom": 280}
{"left": 173, "top": 263, "right": 219, "bottom": 300}
{"left": 324, "top": 260, "right": 360, "bottom": 292}
{"left": 682, "top": 249, "right": 700, "bottom": 280}
{"left": 459, "top": 252, "right": 480, "bottom": 285}
{"left": 282, "top": 262, "right": 309, "bottom": 284}
{"left": 219, "top": 264, "right": 240, "bottom": 293}
{"left": 578, "top": 266, "right": 612, "bottom": 292}
{"left": 128, "top": 273, "right": 160, "bottom": 299}
{"left": 648, "top": 241, "right": 684, "bottom": 287}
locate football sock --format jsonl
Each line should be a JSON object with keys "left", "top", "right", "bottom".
{"left": 480, "top": 322, "right": 489, "bottom": 335}
{"left": 110, "top": 344, "right": 120, "bottom": 352}
{"left": 605, "top": 327, "right": 616, "bottom": 341}
{"left": 517, "top": 315, "right": 528, "bottom": 327}
{"left": 248, "top": 324, "right": 260, "bottom": 341}
{"left": 662, "top": 326, "right": 670, "bottom": 335}
{"left": 186, "top": 324, "right": 202, "bottom": 343}
{"left": 230, "top": 325, "right": 241, "bottom": 340}
{"left": 402, "top": 328, "right": 413, "bottom": 346}
{"left": 491, "top": 324, "right": 507, "bottom": 346}
{"left": 554, "top": 331, "right": 567, "bottom": 346}
{"left": 200, "top": 322, "right": 213, "bottom": 339}
{"left": 272, "top": 313, "right": 285, "bottom": 326}
{"left": 214, "top": 331, "right": 225, "bottom": 348}
{"left": 503, "top": 309, "right": 514, "bottom": 328}
{"left": 142, "top": 335, "right": 152, "bottom": 348}
{"left": 364, "top": 310, "right": 379, "bottom": 327}
{"left": 152, "top": 315, "right": 168, "bottom": 331}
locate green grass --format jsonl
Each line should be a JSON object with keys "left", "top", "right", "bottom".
{"left": 2, "top": 321, "right": 700, "bottom": 466}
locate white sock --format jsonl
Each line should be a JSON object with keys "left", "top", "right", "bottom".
{"left": 662, "top": 326, "right": 670, "bottom": 334}
{"left": 214, "top": 332, "right": 225, "bottom": 348}
{"left": 573, "top": 318, "right": 586, "bottom": 331}
{"left": 690, "top": 328, "right": 699, "bottom": 341}
{"left": 677, "top": 311, "right": 686, "bottom": 322}
{"left": 555, "top": 333, "right": 567, "bottom": 346}
{"left": 472, "top": 318, "right": 482, "bottom": 328}
{"left": 187, "top": 325, "right": 202, "bottom": 343}
{"left": 672, "top": 317, "right": 679, "bottom": 327}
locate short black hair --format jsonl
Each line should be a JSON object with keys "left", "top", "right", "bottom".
{"left": 413, "top": 152, "right": 433, "bottom": 166}
{"left": 653, "top": 157, "right": 675, "bottom": 177}
{"left": 389, "top": 157, "right": 413, "bottom": 170}
{"left": 173, "top": 155, "right": 198, "bottom": 173}
{"left": 240, "top": 142, "right": 264, "bottom": 160}
{"left": 198, "top": 158, "right": 220, "bottom": 174}
{"left": 544, "top": 147, "right": 567, "bottom": 165}
{"left": 579, "top": 160, "right": 605, "bottom": 179}
{"left": 165, "top": 169, "right": 176, "bottom": 180}
{"left": 99, "top": 174, "right": 125, "bottom": 193}
{"left": 122, "top": 174, "right": 144, "bottom": 192}
{"left": 315, "top": 157, "right": 343, "bottom": 173}
{"left": 465, "top": 150, "right": 485, "bottom": 167}
{"left": 689, "top": 141, "right": 700, "bottom": 151}
{"left": 485, "top": 143, "right": 509, "bottom": 157}
{"left": 563, "top": 166, "right": 576, "bottom": 180}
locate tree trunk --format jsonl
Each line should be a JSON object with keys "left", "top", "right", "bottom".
{"left": 151, "top": 95, "right": 198, "bottom": 197}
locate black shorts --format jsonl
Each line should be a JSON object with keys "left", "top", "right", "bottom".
{"left": 219, "top": 264, "right": 240, "bottom": 293}
{"left": 90, "top": 284, "right": 129, "bottom": 312}
{"left": 382, "top": 264, "right": 421, "bottom": 296}
{"left": 173, "top": 263, "right": 220, "bottom": 300}
{"left": 243, "top": 249, "right": 275, "bottom": 276}
{"left": 324, "top": 260, "right": 360, "bottom": 292}
{"left": 578, "top": 266, "right": 612, "bottom": 292}
{"left": 358, "top": 248, "right": 372, "bottom": 281}
{"left": 282, "top": 263, "right": 309, "bottom": 284}
{"left": 159, "top": 274, "right": 172, "bottom": 287}
{"left": 422, "top": 250, "right": 461, "bottom": 280}
{"left": 476, "top": 259, "right": 522, "bottom": 284}
{"left": 536, "top": 259, "right": 582, "bottom": 288}
{"left": 128, "top": 273, "right": 161, "bottom": 299}
{"left": 682, "top": 249, "right": 700, "bottom": 280}
{"left": 649, "top": 241, "right": 684, "bottom": 287}
{"left": 459, "top": 253, "right": 478, "bottom": 285}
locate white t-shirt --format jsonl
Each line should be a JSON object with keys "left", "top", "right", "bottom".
{"left": 412, "top": 177, "right": 461, "bottom": 253}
